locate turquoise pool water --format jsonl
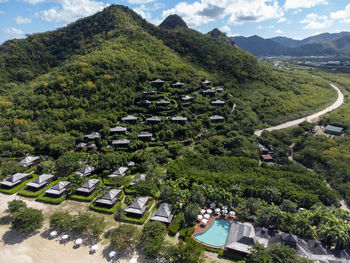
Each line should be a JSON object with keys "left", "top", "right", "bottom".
{"left": 194, "top": 219, "right": 231, "bottom": 247}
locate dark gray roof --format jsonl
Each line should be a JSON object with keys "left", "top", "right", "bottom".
{"left": 146, "top": 116, "right": 162, "bottom": 122}
{"left": 45, "top": 181, "right": 70, "bottom": 195}
{"left": 209, "top": 115, "right": 224, "bottom": 121}
{"left": 150, "top": 79, "right": 165, "bottom": 84}
{"left": 96, "top": 189, "right": 121, "bottom": 206}
{"left": 124, "top": 197, "right": 149, "bottom": 215}
{"left": 20, "top": 156, "right": 40, "bottom": 166}
{"left": 143, "top": 90, "right": 158, "bottom": 95}
{"left": 84, "top": 132, "right": 101, "bottom": 140}
{"left": 76, "top": 179, "right": 99, "bottom": 193}
{"left": 182, "top": 95, "right": 193, "bottom": 101}
{"left": 122, "top": 115, "right": 138, "bottom": 121}
{"left": 202, "top": 80, "right": 211, "bottom": 85}
{"left": 108, "top": 167, "right": 129, "bottom": 177}
{"left": 211, "top": 100, "right": 225, "bottom": 105}
{"left": 129, "top": 174, "right": 147, "bottom": 185}
{"left": 137, "top": 100, "right": 151, "bottom": 105}
{"left": 26, "top": 174, "right": 54, "bottom": 188}
{"left": 171, "top": 116, "right": 187, "bottom": 121}
{"left": 172, "top": 82, "right": 184, "bottom": 87}
{"left": 138, "top": 132, "right": 153, "bottom": 138}
{"left": 1, "top": 173, "right": 30, "bottom": 187}
{"left": 225, "top": 221, "right": 257, "bottom": 254}
{"left": 110, "top": 126, "right": 127, "bottom": 132}
{"left": 75, "top": 142, "right": 87, "bottom": 149}
{"left": 202, "top": 89, "right": 215, "bottom": 94}
{"left": 128, "top": 161, "right": 135, "bottom": 167}
{"left": 151, "top": 203, "right": 174, "bottom": 223}
{"left": 75, "top": 166, "right": 96, "bottom": 177}
{"left": 156, "top": 99, "right": 170, "bottom": 105}
{"left": 112, "top": 139, "right": 130, "bottom": 145}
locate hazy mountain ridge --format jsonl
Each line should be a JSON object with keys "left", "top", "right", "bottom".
{"left": 232, "top": 32, "right": 350, "bottom": 56}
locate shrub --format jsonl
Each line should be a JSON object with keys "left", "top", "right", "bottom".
{"left": 168, "top": 212, "right": 184, "bottom": 235}
{"left": 36, "top": 193, "right": 66, "bottom": 205}
{"left": 11, "top": 207, "right": 44, "bottom": 232}
{"left": 7, "top": 200, "right": 27, "bottom": 214}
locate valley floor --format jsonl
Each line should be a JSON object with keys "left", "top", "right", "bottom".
{"left": 255, "top": 83, "right": 344, "bottom": 136}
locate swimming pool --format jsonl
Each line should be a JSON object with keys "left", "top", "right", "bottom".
{"left": 194, "top": 218, "right": 231, "bottom": 247}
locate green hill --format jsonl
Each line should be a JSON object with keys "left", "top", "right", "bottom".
{"left": 0, "top": 5, "right": 335, "bottom": 158}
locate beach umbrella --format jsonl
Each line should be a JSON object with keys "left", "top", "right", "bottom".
{"left": 109, "top": 251, "right": 116, "bottom": 259}
{"left": 130, "top": 258, "right": 137, "bottom": 263}
{"left": 204, "top": 214, "right": 210, "bottom": 219}
{"left": 214, "top": 208, "right": 221, "bottom": 214}
{"left": 91, "top": 244, "right": 98, "bottom": 251}
{"left": 61, "top": 234, "right": 69, "bottom": 240}
{"left": 200, "top": 209, "right": 206, "bottom": 215}
{"left": 197, "top": 215, "right": 203, "bottom": 221}
{"left": 222, "top": 209, "right": 228, "bottom": 215}
{"left": 207, "top": 209, "right": 213, "bottom": 214}
{"left": 222, "top": 206, "right": 228, "bottom": 210}
{"left": 75, "top": 238, "right": 83, "bottom": 245}
{"left": 50, "top": 230, "right": 58, "bottom": 238}
{"left": 229, "top": 211, "right": 236, "bottom": 217}
{"left": 202, "top": 219, "right": 208, "bottom": 225}
{"left": 210, "top": 203, "right": 216, "bottom": 209}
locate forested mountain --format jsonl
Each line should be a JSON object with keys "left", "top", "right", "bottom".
{"left": 0, "top": 4, "right": 335, "bottom": 159}
{"left": 232, "top": 31, "right": 350, "bottom": 56}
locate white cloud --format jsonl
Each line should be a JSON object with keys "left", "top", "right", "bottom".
{"left": 162, "top": 0, "right": 283, "bottom": 27}
{"left": 133, "top": 4, "right": 162, "bottom": 25}
{"left": 257, "top": 25, "right": 274, "bottom": 29}
{"left": 15, "top": 16, "right": 32, "bottom": 24}
{"left": 276, "top": 29, "right": 283, "bottom": 34}
{"left": 331, "top": 4, "right": 350, "bottom": 23}
{"left": 127, "top": 0, "right": 154, "bottom": 4}
{"left": 277, "top": 17, "right": 286, "bottom": 23}
{"left": 220, "top": 25, "right": 232, "bottom": 36}
{"left": 300, "top": 13, "right": 332, "bottom": 29}
{"left": 42, "top": 0, "right": 106, "bottom": 23}
{"left": 3, "top": 28, "right": 25, "bottom": 39}
{"left": 23, "top": 0, "right": 48, "bottom": 4}
{"left": 0, "top": 0, "right": 9, "bottom": 3}
{"left": 284, "top": 0, "right": 327, "bottom": 10}
{"left": 0, "top": 10, "right": 4, "bottom": 14}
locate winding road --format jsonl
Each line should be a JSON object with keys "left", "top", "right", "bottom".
{"left": 255, "top": 84, "right": 344, "bottom": 136}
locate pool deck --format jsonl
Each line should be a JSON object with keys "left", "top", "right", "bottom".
{"left": 192, "top": 212, "right": 235, "bottom": 249}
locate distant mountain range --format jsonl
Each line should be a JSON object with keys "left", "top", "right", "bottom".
{"left": 232, "top": 32, "right": 350, "bottom": 56}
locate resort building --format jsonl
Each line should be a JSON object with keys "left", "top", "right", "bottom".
{"left": 45, "top": 181, "right": 70, "bottom": 197}
{"left": 0, "top": 173, "right": 31, "bottom": 189}
{"left": 112, "top": 139, "right": 131, "bottom": 147}
{"left": 75, "top": 166, "right": 97, "bottom": 177}
{"left": 262, "top": 154, "right": 274, "bottom": 163}
{"left": 20, "top": 156, "right": 40, "bottom": 168}
{"left": 172, "top": 82, "right": 185, "bottom": 88}
{"left": 75, "top": 142, "right": 87, "bottom": 151}
{"left": 202, "top": 80, "right": 211, "bottom": 86}
{"left": 156, "top": 99, "right": 171, "bottom": 106}
{"left": 137, "top": 100, "right": 152, "bottom": 107}
{"left": 216, "top": 87, "right": 224, "bottom": 93}
{"left": 325, "top": 125, "right": 343, "bottom": 136}
{"left": 201, "top": 89, "right": 216, "bottom": 96}
{"left": 257, "top": 143, "right": 269, "bottom": 155}
{"left": 129, "top": 173, "right": 147, "bottom": 186}
{"left": 76, "top": 179, "right": 100, "bottom": 196}
{"left": 146, "top": 116, "right": 162, "bottom": 124}
{"left": 108, "top": 167, "right": 129, "bottom": 177}
{"left": 149, "top": 79, "right": 165, "bottom": 87}
{"left": 124, "top": 196, "right": 149, "bottom": 217}
{"left": 211, "top": 100, "right": 225, "bottom": 106}
{"left": 182, "top": 95, "right": 193, "bottom": 102}
{"left": 138, "top": 131, "right": 153, "bottom": 140}
{"left": 84, "top": 132, "right": 101, "bottom": 140}
{"left": 121, "top": 115, "right": 138, "bottom": 123}
{"left": 150, "top": 203, "right": 174, "bottom": 224}
{"left": 26, "top": 174, "right": 54, "bottom": 191}
{"left": 171, "top": 116, "right": 188, "bottom": 124}
{"left": 143, "top": 90, "right": 158, "bottom": 96}
{"left": 209, "top": 115, "right": 225, "bottom": 122}
{"left": 110, "top": 126, "right": 128, "bottom": 134}
{"left": 95, "top": 189, "right": 122, "bottom": 208}
{"left": 128, "top": 161, "right": 136, "bottom": 167}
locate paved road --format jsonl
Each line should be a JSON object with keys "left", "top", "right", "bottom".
{"left": 255, "top": 84, "right": 344, "bottom": 136}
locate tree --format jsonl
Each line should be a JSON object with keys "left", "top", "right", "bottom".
{"left": 166, "top": 238, "right": 204, "bottom": 263}
{"left": 280, "top": 199, "right": 297, "bottom": 213}
{"left": 114, "top": 207, "right": 125, "bottom": 221}
{"left": 49, "top": 212, "right": 74, "bottom": 232}
{"left": 11, "top": 208, "right": 43, "bottom": 232}
{"left": 184, "top": 203, "right": 200, "bottom": 226}
{"left": 7, "top": 200, "right": 27, "bottom": 214}
{"left": 247, "top": 244, "right": 273, "bottom": 263}
{"left": 141, "top": 221, "right": 167, "bottom": 258}
{"left": 36, "top": 160, "right": 56, "bottom": 174}
{"left": 110, "top": 224, "right": 140, "bottom": 250}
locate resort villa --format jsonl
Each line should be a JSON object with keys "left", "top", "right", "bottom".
{"left": 124, "top": 196, "right": 149, "bottom": 217}
{"left": 150, "top": 203, "right": 174, "bottom": 224}
{"left": 75, "top": 179, "right": 100, "bottom": 196}
{"left": 20, "top": 156, "right": 40, "bottom": 168}
{"left": 26, "top": 174, "right": 54, "bottom": 191}
{"left": 75, "top": 166, "right": 97, "bottom": 177}
{"left": 0, "top": 173, "right": 31, "bottom": 189}
{"left": 45, "top": 181, "right": 71, "bottom": 197}
{"left": 129, "top": 174, "right": 147, "bottom": 186}
{"left": 108, "top": 167, "right": 129, "bottom": 177}
{"left": 95, "top": 189, "right": 122, "bottom": 208}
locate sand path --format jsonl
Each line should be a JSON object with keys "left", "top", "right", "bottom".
{"left": 255, "top": 84, "right": 344, "bottom": 136}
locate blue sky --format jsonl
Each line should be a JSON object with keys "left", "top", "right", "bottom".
{"left": 1, "top": 0, "right": 350, "bottom": 44}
